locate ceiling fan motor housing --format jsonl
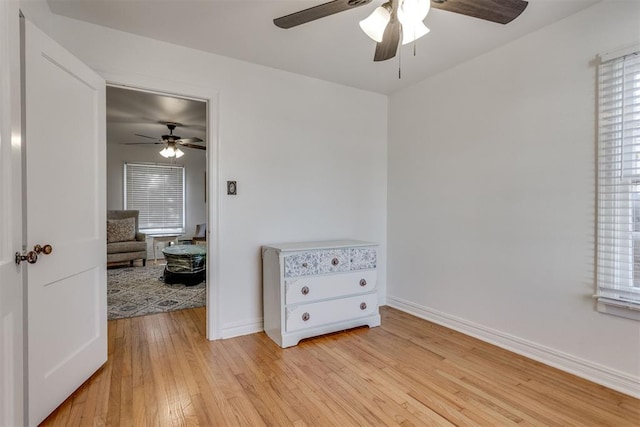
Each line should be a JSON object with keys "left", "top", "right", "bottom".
{"left": 162, "top": 123, "right": 180, "bottom": 141}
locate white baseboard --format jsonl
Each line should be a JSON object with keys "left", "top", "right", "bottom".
{"left": 386, "top": 296, "right": 640, "bottom": 399}
{"left": 220, "top": 318, "right": 264, "bottom": 339}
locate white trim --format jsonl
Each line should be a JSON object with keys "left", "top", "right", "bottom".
{"left": 386, "top": 296, "right": 640, "bottom": 399}
{"left": 103, "top": 72, "right": 221, "bottom": 340}
{"left": 599, "top": 43, "right": 640, "bottom": 63}
{"left": 220, "top": 318, "right": 264, "bottom": 340}
{"left": 597, "top": 300, "right": 640, "bottom": 321}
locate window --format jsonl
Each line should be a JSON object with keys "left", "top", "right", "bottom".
{"left": 596, "top": 46, "right": 640, "bottom": 320}
{"left": 124, "top": 163, "right": 185, "bottom": 234}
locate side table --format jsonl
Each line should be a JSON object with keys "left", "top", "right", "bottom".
{"left": 149, "top": 234, "right": 180, "bottom": 264}
{"left": 162, "top": 244, "right": 207, "bottom": 285}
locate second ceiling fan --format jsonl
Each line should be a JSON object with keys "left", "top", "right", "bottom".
{"left": 274, "top": 0, "right": 529, "bottom": 62}
{"left": 126, "top": 122, "right": 205, "bottom": 159}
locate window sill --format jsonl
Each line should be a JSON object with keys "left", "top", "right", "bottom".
{"left": 596, "top": 298, "right": 640, "bottom": 321}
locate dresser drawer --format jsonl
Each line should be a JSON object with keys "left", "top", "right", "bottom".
{"left": 317, "top": 248, "right": 350, "bottom": 274}
{"left": 285, "top": 292, "right": 378, "bottom": 332}
{"left": 285, "top": 270, "right": 377, "bottom": 305}
{"left": 350, "top": 247, "right": 377, "bottom": 270}
{"left": 284, "top": 252, "right": 318, "bottom": 277}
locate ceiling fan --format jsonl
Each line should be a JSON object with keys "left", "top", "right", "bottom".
{"left": 274, "top": 0, "right": 529, "bottom": 62}
{"left": 125, "top": 122, "right": 205, "bottom": 158}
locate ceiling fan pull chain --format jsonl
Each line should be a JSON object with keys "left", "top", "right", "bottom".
{"left": 398, "top": 46, "right": 402, "bottom": 79}
{"left": 398, "top": 24, "right": 403, "bottom": 79}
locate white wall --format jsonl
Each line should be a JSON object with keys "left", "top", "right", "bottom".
{"left": 38, "top": 13, "right": 387, "bottom": 337}
{"left": 107, "top": 142, "right": 207, "bottom": 256}
{"left": 388, "top": 0, "right": 640, "bottom": 396}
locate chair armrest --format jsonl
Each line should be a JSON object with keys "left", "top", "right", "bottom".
{"left": 135, "top": 232, "right": 146, "bottom": 241}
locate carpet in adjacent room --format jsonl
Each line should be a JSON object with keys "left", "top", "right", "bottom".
{"left": 107, "top": 264, "right": 205, "bottom": 320}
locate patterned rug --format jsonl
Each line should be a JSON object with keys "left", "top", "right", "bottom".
{"left": 107, "top": 264, "right": 206, "bottom": 320}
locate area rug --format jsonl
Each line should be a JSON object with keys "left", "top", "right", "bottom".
{"left": 107, "top": 264, "right": 206, "bottom": 320}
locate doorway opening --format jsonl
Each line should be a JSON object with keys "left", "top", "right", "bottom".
{"left": 105, "top": 85, "right": 209, "bottom": 325}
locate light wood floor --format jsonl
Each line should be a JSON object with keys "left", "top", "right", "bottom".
{"left": 41, "top": 306, "right": 639, "bottom": 426}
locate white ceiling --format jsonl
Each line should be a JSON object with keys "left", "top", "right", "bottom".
{"left": 106, "top": 86, "right": 207, "bottom": 147}
{"left": 48, "top": 0, "right": 599, "bottom": 94}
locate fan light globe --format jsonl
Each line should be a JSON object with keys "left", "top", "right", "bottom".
{"left": 359, "top": 6, "right": 390, "bottom": 42}
{"left": 398, "top": 0, "right": 430, "bottom": 44}
{"left": 360, "top": 0, "right": 431, "bottom": 46}
{"left": 401, "top": 0, "right": 430, "bottom": 21}
{"left": 175, "top": 148, "right": 184, "bottom": 158}
{"left": 400, "top": 20, "right": 430, "bottom": 45}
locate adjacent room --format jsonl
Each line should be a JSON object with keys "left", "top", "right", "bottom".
{"left": 105, "top": 86, "right": 209, "bottom": 320}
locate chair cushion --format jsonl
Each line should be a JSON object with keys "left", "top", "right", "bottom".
{"left": 107, "top": 240, "right": 147, "bottom": 254}
{"left": 107, "top": 217, "right": 136, "bottom": 243}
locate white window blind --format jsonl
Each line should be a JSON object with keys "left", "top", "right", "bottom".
{"left": 124, "top": 163, "right": 185, "bottom": 234}
{"left": 596, "top": 47, "right": 640, "bottom": 319}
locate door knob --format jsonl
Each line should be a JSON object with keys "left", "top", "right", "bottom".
{"left": 15, "top": 251, "right": 38, "bottom": 265}
{"left": 15, "top": 244, "right": 53, "bottom": 265}
{"left": 34, "top": 244, "right": 53, "bottom": 255}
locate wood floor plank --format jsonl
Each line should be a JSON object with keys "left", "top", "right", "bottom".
{"left": 40, "top": 306, "right": 640, "bottom": 426}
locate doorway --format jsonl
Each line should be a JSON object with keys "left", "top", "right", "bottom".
{"left": 105, "top": 85, "right": 210, "bottom": 325}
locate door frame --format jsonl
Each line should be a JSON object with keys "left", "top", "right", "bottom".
{"left": 0, "top": 3, "right": 24, "bottom": 426}
{"left": 106, "top": 75, "right": 221, "bottom": 340}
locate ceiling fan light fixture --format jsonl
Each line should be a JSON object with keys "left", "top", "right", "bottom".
{"left": 159, "top": 141, "right": 184, "bottom": 158}
{"left": 359, "top": 4, "right": 391, "bottom": 42}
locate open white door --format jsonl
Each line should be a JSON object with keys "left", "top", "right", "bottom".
{"left": 0, "top": 3, "right": 24, "bottom": 426}
{"left": 24, "top": 20, "right": 106, "bottom": 425}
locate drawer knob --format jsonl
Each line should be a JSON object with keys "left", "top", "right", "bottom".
{"left": 301, "top": 286, "right": 310, "bottom": 295}
{"left": 302, "top": 262, "right": 308, "bottom": 268}
{"left": 359, "top": 279, "right": 367, "bottom": 287}
{"left": 302, "top": 312, "right": 310, "bottom": 321}
{"left": 331, "top": 257, "right": 339, "bottom": 266}
{"left": 360, "top": 302, "right": 367, "bottom": 310}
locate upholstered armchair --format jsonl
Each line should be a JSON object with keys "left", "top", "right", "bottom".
{"left": 106, "top": 210, "right": 147, "bottom": 266}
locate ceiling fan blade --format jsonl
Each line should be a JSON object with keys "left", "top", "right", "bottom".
{"left": 177, "top": 137, "right": 203, "bottom": 144}
{"left": 123, "top": 142, "right": 163, "bottom": 145}
{"left": 374, "top": 6, "right": 401, "bottom": 62}
{"left": 134, "top": 133, "right": 157, "bottom": 139}
{"left": 431, "top": 0, "right": 528, "bottom": 25}
{"left": 274, "top": 0, "right": 372, "bottom": 29}
{"left": 179, "top": 142, "right": 206, "bottom": 151}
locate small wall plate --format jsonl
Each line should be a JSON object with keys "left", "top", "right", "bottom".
{"left": 227, "top": 181, "right": 237, "bottom": 195}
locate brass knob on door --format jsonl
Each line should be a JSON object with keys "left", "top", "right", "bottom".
{"left": 359, "top": 279, "right": 367, "bottom": 287}
{"left": 34, "top": 244, "right": 53, "bottom": 255}
{"left": 302, "top": 312, "right": 310, "bottom": 321}
{"left": 301, "top": 286, "right": 310, "bottom": 295}
{"left": 360, "top": 302, "right": 367, "bottom": 310}
{"left": 15, "top": 251, "right": 38, "bottom": 265}
{"left": 15, "top": 244, "right": 53, "bottom": 265}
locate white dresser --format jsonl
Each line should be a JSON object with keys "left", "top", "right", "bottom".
{"left": 262, "top": 240, "right": 380, "bottom": 348}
